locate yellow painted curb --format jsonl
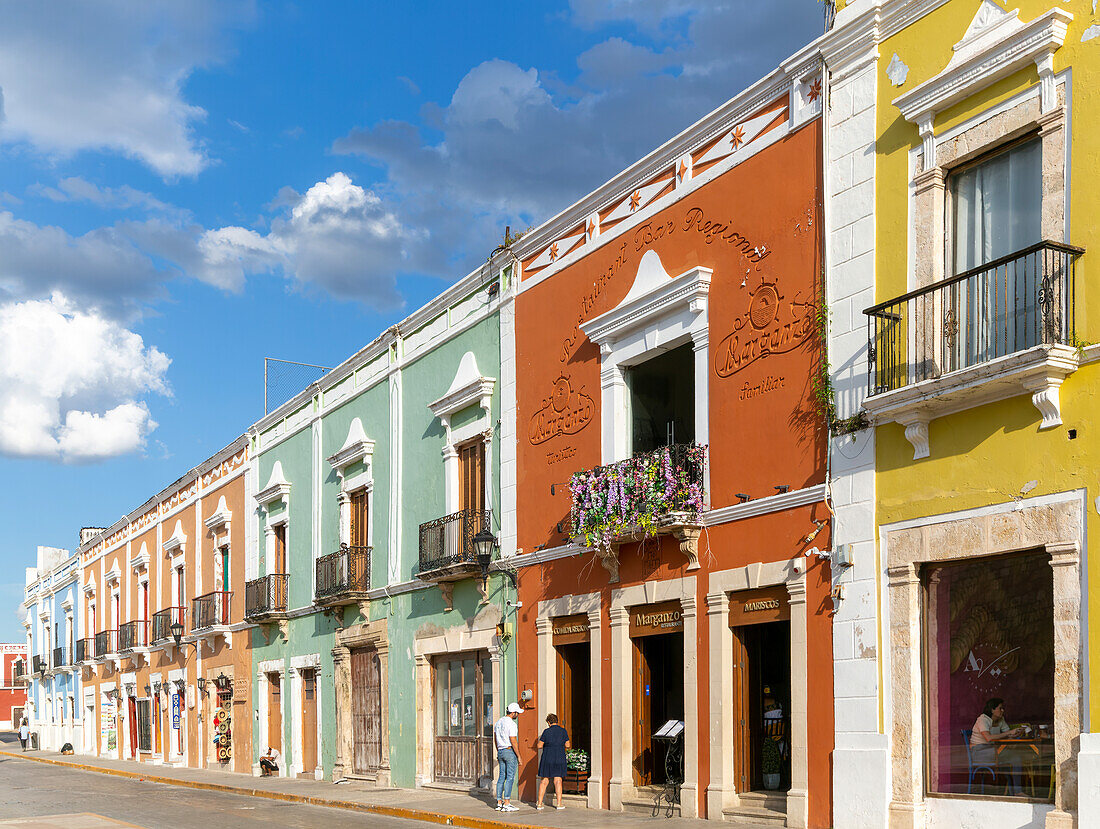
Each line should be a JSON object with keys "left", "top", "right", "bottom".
{"left": 0, "top": 750, "right": 541, "bottom": 829}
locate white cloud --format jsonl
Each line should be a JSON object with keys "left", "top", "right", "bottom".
{"left": 30, "top": 177, "right": 179, "bottom": 215}
{"left": 199, "top": 172, "right": 422, "bottom": 307}
{"left": 0, "top": 1, "right": 252, "bottom": 177}
{"left": 332, "top": 2, "right": 822, "bottom": 276}
{"left": 0, "top": 295, "right": 169, "bottom": 462}
{"left": 0, "top": 211, "right": 169, "bottom": 314}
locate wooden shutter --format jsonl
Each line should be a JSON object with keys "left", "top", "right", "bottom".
{"left": 458, "top": 440, "right": 485, "bottom": 514}
{"left": 350, "top": 490, "right": 369, "bottom": 547}
{"left": 273, "top": 525, "right": 286, "bottom": 574}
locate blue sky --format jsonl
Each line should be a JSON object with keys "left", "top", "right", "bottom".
{"left": 0, "top": 0, "right": 824, "bottom": 639}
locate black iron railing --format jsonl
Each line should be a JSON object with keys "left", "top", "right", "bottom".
{"left": 192, "top": 591, "right": 231, "bottom": 630}
{"left": 866, "top": 241, "right": 1085, "bottom": 395}
{"left": 32, "top": 654, "right": 47, "bottom": 673}
{"left": 316, "top": 545, "right": 371, "bottom": 600}
{"left": 76, "top": 638, "right": 93, "bottom": 662}
{"left": 245, "top": 574, "right": 289, "bottom": 619}
{"left": 118, "top": 620, "right": 148, "bottom": 651}
{"left": 52, "top": 646, "right": 70, "bottom": 668}
{"left": 94, "top": 629, "right": 117, "bottom": 657}
{"left": 418, "top": 509, "right": 491, "bottom": 574}
{"left": 152, "top": 606, "right": 186, "bottom": 643}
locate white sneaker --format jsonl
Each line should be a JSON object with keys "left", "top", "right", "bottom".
{"left": 501, "top": 803, "right": 520, "bottom": 812}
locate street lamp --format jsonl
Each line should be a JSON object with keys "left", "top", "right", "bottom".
{"left": 169, "top": 621, "right": 184, "bottom": 648}
{"left": 196, "top": 676, "right": 206, "bottom": 695}
{"left": 213, "top": 672, "right": 232, "bottom": 693}
{"left": 473, "top": 528, "right": 497, "bottom": 575}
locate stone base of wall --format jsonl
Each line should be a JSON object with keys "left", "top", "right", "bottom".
{"left": 833, "top": 733, "right": 889, "bottom": 829}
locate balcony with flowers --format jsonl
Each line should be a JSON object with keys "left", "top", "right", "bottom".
{"left": 569, "top": 443, "right": 707, "bottom": 583}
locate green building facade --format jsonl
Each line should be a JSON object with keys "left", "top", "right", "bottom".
{"left": 246, "top": 264, "right": 514, "bottom": 789}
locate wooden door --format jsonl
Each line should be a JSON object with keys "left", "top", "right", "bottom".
{"left": 351, "top": 647, "right": 382, "bottom": 774}
{"left": 351, "top": 490, "right": 368, "bottom": 547}
{"left": 632, "top": 640, "right": 653, "bottom": 786}
{"left": 128, "top": 697, "right": 138, "bottom": 759}
{"left": 300, "top": 669, "right": 317, "bottom": 774}
{"left": 273, "top": 526, "right": 286, "bottom": 574}
{"left": 557, "top": 648, "right": 574, "bottom": 740}
{"left": 457, "top": 440, "right": 485, "bottom": 514}
{"left": 732, "top": 626, "right": 751, "bottom": 793}
{"left": 267, "top": 673, "right": 282, "bottom": 751}
{"left": 433, "top": 653, "right": 491, "bottom": 784}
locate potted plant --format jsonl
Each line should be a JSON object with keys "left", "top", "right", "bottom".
{"left": 761, "top": 738, "right": 781, "bottom": 791}
{"left": 564, "top": 748, "right": 589, "bottom": 794}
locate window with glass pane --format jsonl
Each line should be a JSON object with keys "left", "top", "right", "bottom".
{"left": 137, "top": 699, "right": 152, "bottom": 752}
{"left": 924, "top": 551, "right": 1054, "bottom": 798}
{"left": 949, "top": 138, "right": 1042, "bottom": 366}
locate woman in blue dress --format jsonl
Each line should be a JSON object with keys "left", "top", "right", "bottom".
{"left": 536, "top": 713, "right": 571, "bottom": 809}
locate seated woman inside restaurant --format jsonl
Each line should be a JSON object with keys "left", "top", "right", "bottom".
{"left": 971, "top": 697, "right": 1026, "bottom": 795}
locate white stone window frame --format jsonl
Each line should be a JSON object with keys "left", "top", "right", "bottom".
{"left": 880, "top": 491, "right": 1083, "bottom": 829}
{"left": 288, "top": 652, "right": 322, "bottom": 779}
{"left": 579, "top": 250, "right": 711, "bottom": 480}
{"left": 869, "top": 3, "right": 1074, "bottom": 459}
{"left": 427, "top": 351, "right": 496, "bottom": 516}
{"left": 204, "top": 496, "right": 234, "bottom": 594}
{"left": 535, "top": 593, "right": 603, "bottom": 809}
{"left": 257, "top": 461, "right": 292, "bottom": 581}
{"left": 326, "top": 417, "right": 376, "bottom": 549}
{"left": 256, "top": 658, "right": 286, "bottom": 777}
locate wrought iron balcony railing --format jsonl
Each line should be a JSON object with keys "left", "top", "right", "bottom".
{"left": 76, "top": 638, "right": 93, "bottom": 662}
{"left": 118, "top": 620, "right": 148, "bottom": 652}
{"left": 245, "top": 574, "right": 289, "bottom": 621}
{"left": 52, "top": 646, "right": 70, "bottom": 668}
{"left": 94, "top": 629, "right": 117, "bottom": 657}
{"left": 865, "top": 241, "right": 1085, "bottom": 395}
{"left": 192, "top": 591, "right": 231, "bottom": 631}
{"left": 418, "top": 509, "right": 491, "bottom": 578}
{"left": 316, "top": 545, "right": 371, "bottom": 605}
{"left": 152, "top": 606, "right": 186, "bottom": 643}
{"left": 32, "top": 654, "right": 47, "bottom": 674}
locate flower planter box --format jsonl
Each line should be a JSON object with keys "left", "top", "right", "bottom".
{"left": 563, "top": 768, "right": 589, "bottom": 794}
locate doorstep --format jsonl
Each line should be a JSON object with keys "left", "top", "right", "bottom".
{"left": 722, "top": 791, "right": 787, "bottom": 826}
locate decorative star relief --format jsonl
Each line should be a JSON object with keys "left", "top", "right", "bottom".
{"left": 678, "top": 159, "right": 688, "bottom": 180}
{"left": 731, "top": 125, "right": 746, "bottom": 149}
{"left": 586, "top": 219, "right": 596, "bottom": 238}
{"left": 807, "top": 79, "right": 822, "bottom": 103}
{"left": 629, "top": 190, "right": 641, "bottom": 211}
{"left": 549, "top": 242, "right": 560, "bottom": 261}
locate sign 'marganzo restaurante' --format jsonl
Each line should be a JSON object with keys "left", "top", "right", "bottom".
{"left": 510, "top": 55, "right": 835, "bottom": 828}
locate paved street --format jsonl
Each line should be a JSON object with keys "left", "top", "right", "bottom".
{"left": 0, "top": 740, "right": 438, "bottom": 829}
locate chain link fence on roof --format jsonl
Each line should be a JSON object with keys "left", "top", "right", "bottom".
{"left": 264, "top": 358, "right": 331, "bottom": 414}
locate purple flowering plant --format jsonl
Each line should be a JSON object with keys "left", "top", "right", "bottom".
{"left": 569, "top": 443, "right": 707, "bottom": 552}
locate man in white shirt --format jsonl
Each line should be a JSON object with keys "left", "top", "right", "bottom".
{"left": 259, "top": 746, "right": 280, "bottom": 776}
{"left": 494, "top": 702, "right": 523, "bottom": 811}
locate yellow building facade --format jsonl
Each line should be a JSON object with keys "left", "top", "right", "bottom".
{"left": 824, "top": 1, "right": 1100, "bottom": 827}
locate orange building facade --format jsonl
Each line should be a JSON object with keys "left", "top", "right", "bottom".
{"left": 77, "top": 437, "right": 253, "bottom": 774}
{"left": 508, "top": 54, "right": 833, "bottom": 827}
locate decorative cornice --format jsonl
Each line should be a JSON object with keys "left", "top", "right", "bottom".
{"left": 162, "top": 520, "right": 187, "bottom": 558}
{"left": 893, "top": 6, "right": 1071, "bottom": 130}
{"left": 204, "top": 495, "right": 233, "bottom": 532}
{"left": 256, "top": 461, "right": 291, "bottom": 508}
{"left": 580, "top": 251, "right": 711, "bottom": 347}
{"left": 428, "top": 351, "right": 496, "bottom": 421}
{"left": 326, "top": 417, "right": 376, "bottom": 472}
{"left": 130, "top": 543, "right": 150, "bottom": 575}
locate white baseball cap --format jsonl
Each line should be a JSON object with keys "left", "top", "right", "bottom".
{"left": 507, "top": 702, "right": 523, "bottom": 714}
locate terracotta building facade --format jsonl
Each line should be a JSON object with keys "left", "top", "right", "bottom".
{"left": 507, "top": 51, "right": 834, "bottom": 827}
{"left": 77, "top": 437, "right": 253, "bottom": 774}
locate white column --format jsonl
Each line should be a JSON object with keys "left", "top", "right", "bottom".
{"left": 587, "top": 607, "right": 603, "bottom": 809}
{"left": 681, "top": 595, "right": 700, "bottom": 818}
{"left": 706, "top": 591, "right": 735, "bottom": 818}
{"left": 608, "top": 605, "right": 631, "bottom": 810}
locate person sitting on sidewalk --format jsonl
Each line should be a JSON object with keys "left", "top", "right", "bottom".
{"left": 259, "top": 746, "right": 280, "bottom": 776}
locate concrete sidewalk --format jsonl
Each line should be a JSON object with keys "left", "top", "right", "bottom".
{"left": 0, "top": 737, "right": 773, "bottom": 829}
